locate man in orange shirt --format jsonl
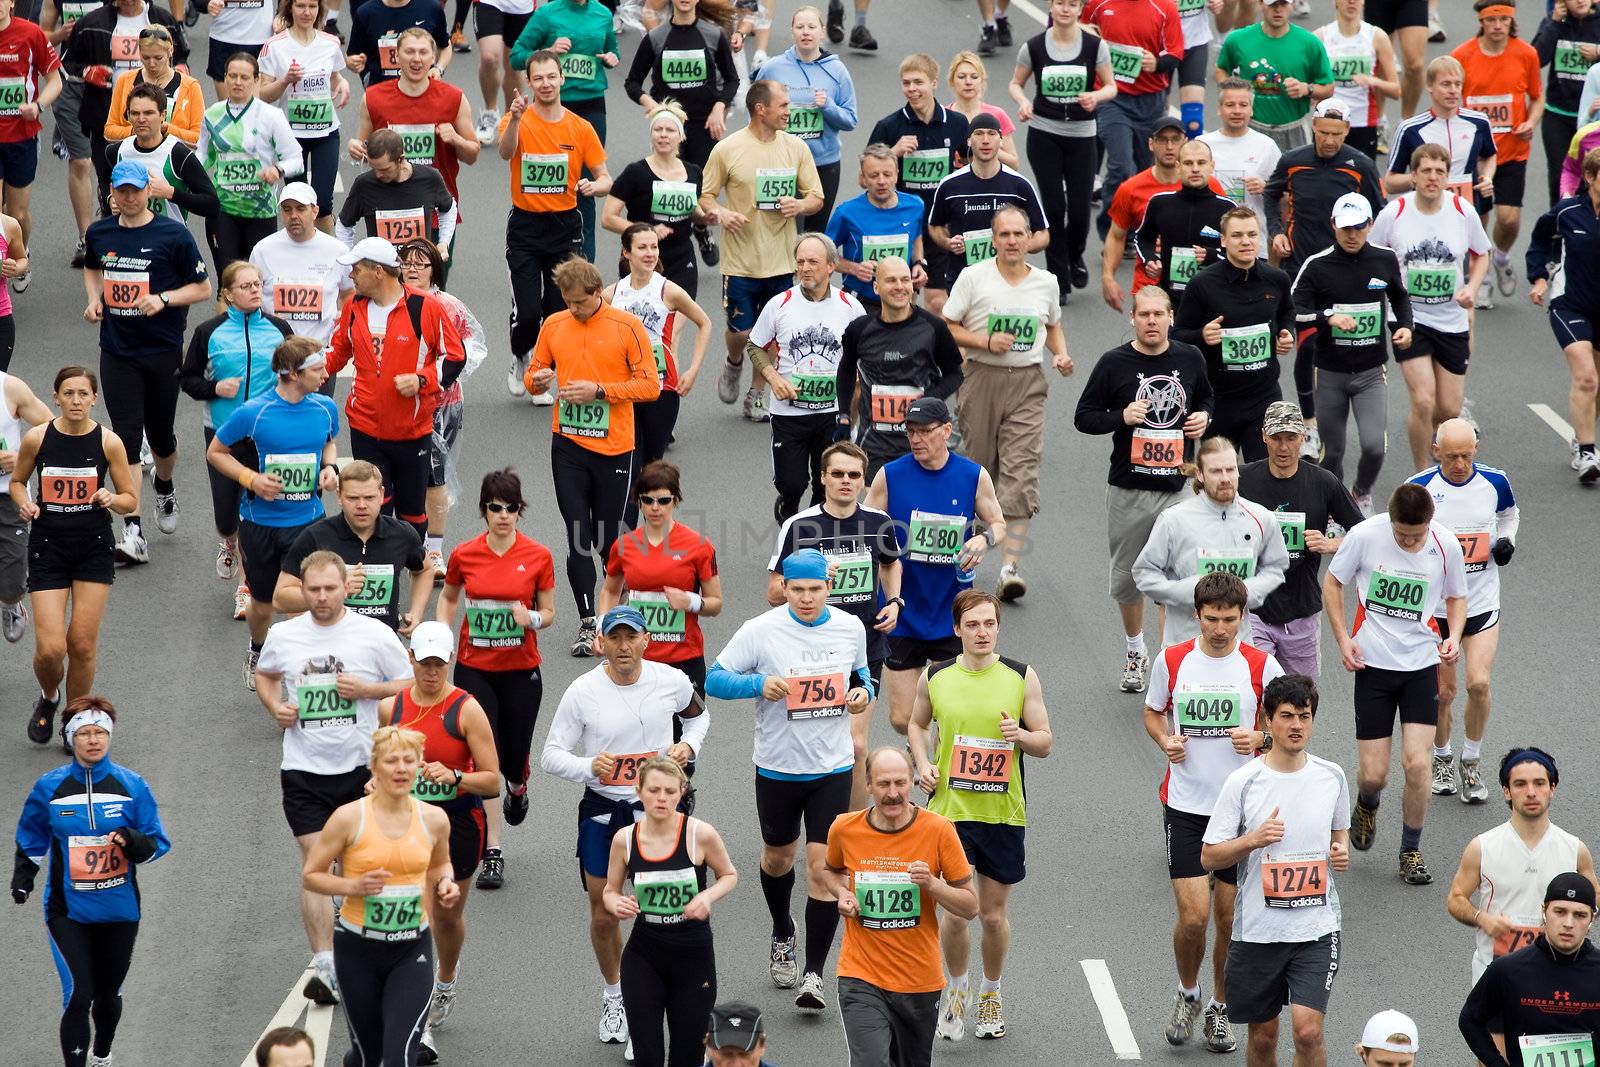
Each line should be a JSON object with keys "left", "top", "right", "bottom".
{"left": 824, "top": 747, "right": 976, "bottom": 1067}
{"left": 1453, "top": 0, "right": 1543, "bottom": 303}
{"left": 499, "top": 48, "right": 611, "bottom": 403}
{"left": 524, "top": 257, "right": 659, "bottom": 655}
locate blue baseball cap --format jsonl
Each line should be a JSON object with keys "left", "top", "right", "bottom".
{"left": 600, "top": 605, "right": 648, "bottom": 634}
{"left": 110, "top": 161, "right": 149, "bottom": 189}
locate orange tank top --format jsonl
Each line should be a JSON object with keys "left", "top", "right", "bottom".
{"left": 337, "top": 795, "right": 435, "bottom": 939}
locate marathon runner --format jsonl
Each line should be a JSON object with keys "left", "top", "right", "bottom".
{"left": 1200, "top": 674, "right": 1350, "bottom": 1067}
{"left": 103, "top": 24, "right": 202, "bottom": 148}
{"left": 301, "top": 726, "right": 458, "bottom": 1065}
{"left": 9, "top": 368, "right": 136, "bottom": 743}
{"left": 1447, "top": 748, "right": 1596, "bottom": 988}
{"left": 835, "top": 257, "right": 963, "bottom": 478}
{"left": 335, "top": 128, "right": 457, "bottom": 252}
{"left": 603, "top": 757, "right": 738, "bottom": 1067}
{"left": 601, "top": 101, "right": 707, "bottom": 299}
{"left": 435, "top": 467, "right": 556, "bottom": 890}
{"left": 746, "top": 232, "right": 865, "bottom": 521}
{"left": 1133, "top": 436, "right": 1290, "bottom": 649}
{"left": 11, "top": 695, "right": 170, "bottom": 1067}
{"left": 1101, "top": 116, "right": 1206, "bottom": 312}
{"left": 1130, "top": 140, "right": 1235, "bottom": 304}
{"left": 1408, "top": 418, "right": 1518, "bottom": 803}
{"left": 0, "top": 367, "right": 48, "bottom": 645}
{"left": 1369, "top": 144, "right": 1490, "bottom": 470}
{"left": 1172, "top": 207, "right": 1296, "bottom": 460}
{"left": 1314, "top": 0, "right": 1401, "bottom": 160}
{"left": 823, "top": 746, "right": 976, "bottom": 1067}
{"left": 756, "top": 6, "right": 859, "bottom": 233}
{"left": 864, "top": 397, "right": 1005, "bottom": 731}
{"left": 1532, "top": 0, "right": 1600, "bottom": 209}
{"left": 768, "top": 441, "right": 900, "bottom": 810}
{"left": 1237, "top": 401, "right": 1365, "bottom": 680}
{"left": 1213, "top": 0, "right": 1335, "bottom": 152}
{"left": 257, "top": 0, "right": 351, "bottom": 230}
{"left": 0, "top": 0, "right": 60, "bottom": 288}
{"left": 81, "top": 159, "right": 210, "bottom": 563}
{"left": 1459, "top": 873, "right": 1600, "bottom": 1067}
{"left": 254, "top": 549, "right": 412, "bottom": 1008}
{"left": 347, "top": 0, "right": 451, "bottom": 90}
{"left": 826, "top": 143, "right": 928, "bottom": 312}
{"left": 706, "top": 548, "right": 872, "bottom": 1013}
{"left": 623, "top": 0, "right": 740, "bottom": 177}
{"left": 1324, "top": 482, "right": 1466, "bottom": 885}
{"left": 907, "top": 589, "right": 1052, "bottom": 1042}
{"left": 1199, "top": 79, "right": 1283, "bottom": 250}
{"left": 1357, "top": 1010, "right": 1420, "bottom": 1066}
{"left": 251, "top": 182, "right": 355, "bottom": 351}
{"left": 1383, "top": 59, "right": 1498, "bottom": 263}
{"left": 1073, "top": 286, "right": 1213, "bottom": 693}
{"left": 543, "top": 605, "right": 704, "bottom": 1049}
{"left": 925, "top": 114, "right": 1046, "bottom": 294}
{"left": 1143, "top": 573, "right": 1282, "bottom": 1054}
{"left": 466, "top": 0, "right": 532, "bottom": 147}
{"left": 108, "top": 83, "right": 219, "bottom": 225}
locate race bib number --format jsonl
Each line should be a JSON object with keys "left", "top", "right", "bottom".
{"left": 1130, "top": 427, "right": 1183, "bottom": 473}
{"left": 651, "top": 342, "right": 668, "bottom": 380}
{"left": 1468, "top": 93, "right": 1513, "bottom": 134}
{"left": 393, "top": 123, "right": 435, "bottom": 163}
{"left": 826, "top": 549, "right": 873, "bottom": 604}
{"left": 869, "top": 384, "right": 920, "bottom": 429}
{"left": 104, "top": 270, "right": 150, "bottom": 316}
{"left": 68, "top": 834, "right": 127, "bottom": 890}
{"left": 1448, "top": 178, "right": 1475, "bottom": 202}
{"left": 558, "top": 398, "right": 610, "bottom": 438}
{"left": 787, "top": 103, "right": 824, "bottom": 140}
{"left": 1197, "top": 547, "right": 1253, "bottom": 578}
{"left": 215, "top": 151, "right": 262, "bottom": 192}
{"left": 1108, "top": 42, "right": 1144, "bottom": 84}
{"left": 374, "top": 208, "right": 426, "bottom": 244}
{"left": 900, "top": 148, "right": 947, "bottom": 188}
{"left": 264, "top": 451, "right": 318, "bottom": 502}
{"left": 411, "top": 769, "right": 457, "bottom": 803}
{"left": 1262, "top": 851, "right": 1329, "bottom": 908}
{"left": 854, "top": 870, "right": 921, "bottom": 930}
{"left": 296, "top": 671, "right": 355, "bottom": 726}
{"left": 1330, "top": 301, "right": 1381, "bottom": 343}
{"left": 1220, "top": 324, "right": 1272, "bottom": 367}
{"left": 785, "top": 666, "right": 847, "bottom": 721}
{"left": 466, "top": 598, "right": 525, "bottom": 647}
{"left": 661, "top": 49, "right": 706, "bottom": 87}
{"left": 61, "top": 0, "right": 96, "bottom": 23}
{"left": 1277, "top": 511, "right": 1306, "bottom": 554}
{"left": 346, "top": 563, "right": 395, "bottom": 609}
{"left": 1364, "top": 567, "right": 1429, "bottom": 622}
{"left": 1175, "top": 0, "right": 1205, "bottom": 11}
{"left": 1555, "top": 40, "right": 1593, "bottom": 77}
{"left": 272, "top": 281, "right": 325, "bottom": 321}
{"left": 377, "top": 32, "right": 400, "bottom": 72}
{"left": 907, "top": 509, "right": 965, "bottom": 564}
{"left": 789, "top": 372, "right": 837, "bottom": 410}
{"left": 1406, "top": 263, "right": 1455, "bottom": 304}
{"left": 861, "top": 233, "right": 908, "bottom": 262}
{"left": 560, "top": 52, "right": 598, "bottom": 81}
{"left": 985, "top": 308, "right": 1039, "bottom": 352}
{"left": 286, "top": 95, "right": 334, "bottom": 132}
{"left": 755, "top": 167, "right": 797, "bottom": 210}
{"left": 635, "top": 867, "right": 698, "bottom": 917}
{"left": 1494, "top": 917, "right": 1542, "bottom": 957}
{"left": 40, "top": 465, "right": 97, "bottom": 509}
{"left": 1454, "top": 523, "right": 1493, "bottom": 574}
{"left": 650, "top": 180, "right": 697, "bottom": 221}
{"left": 628, "top": 590, "right": 685, "bottom": 642}
{"left": 948, "top": 734, "right": 1012, "bottom": 792}
{"left": 1329, "top": 54, "right": 1371, "bottom": 84}
{"left": 0, "top": 77, "right": 27, "bottom": 117}
{"left": 1039, "top": 63, "right": 1086, "bottom": 103}
{"left": 111, "top": 34, "right": 139, "bottom": 66}
{"left": 963, "top": 228, "right": 995, "bottom": 266}
{"left": 599, "top": 751, "right": 657, "bottom": 787}
{"left": 363, "top": 884, "right": 422, "bottom": 937}
{"left": 520, "top": 152, "right": 570, "bottom": 195}
{"left": 1168, "top": 247, "right": 1199, "bottom": 289}
{"left": 1174, "top": 684, "right": 1242, "bottom": 737}
{"left": 1520, "top": 1034, "right": 1596, "bottom": 1066}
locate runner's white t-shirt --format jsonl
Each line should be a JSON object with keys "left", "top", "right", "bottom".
{"left": 1368, "top": 192, "right": 1490, "bottom": 334}
{"left": 540, "top": 661, "right": 700, "bottom": 802}
{"left": 748, "top": 285, "right": 866, "bottom": 418}
{"left": 1327, "top": 514, "right": 1467, "bottom": 672}
{"left": 1199, "top": 127, "right": 1280, "bottom": 256}
{"left": 251, "top": 229, "right": 354, "bottom": 346}
{"left": 1407, "top": 463, "right": 1518, "bottom": 617}
{"left": 943, "top": 257, "right": 1061, "bottom": 369}
{"left": 258, "top": 30, "right": 346, "bottom": 136}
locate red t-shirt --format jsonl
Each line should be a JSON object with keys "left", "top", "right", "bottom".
{"left": 0, "top": 18, "right": 60, "bottom": 142}
{"left": 1084, "top": 0, "right": 1185, "bottom": 98}
{"left": 365, "top": 78, "right": 465, "bottom": 205}
{"left": 604, "top": 522, "right": 718, "bottom": 663}
{"left": 1110, "top": 169, "right": 1229, "bottom": 293}
{"left": 445, "top": 531, "right": 556, "bottom": 672}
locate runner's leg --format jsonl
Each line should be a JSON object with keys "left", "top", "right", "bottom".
{"left": 1564, "top": 341, "right": 1597, "bottom": 447}
{"left": 1462, "top": 626, "right": 1500, "bottom": 758}
{"left": 29, "top": 586, "right": 68, "bottom": 699}
{"left": 86, "top": 920, "right": 138, "bottom": 1060}
{"left": 63, "top": 581, "right": 110, "bottom": 700}
{"left": 1398, "top": 355, "right": 1437, "bottom": 472}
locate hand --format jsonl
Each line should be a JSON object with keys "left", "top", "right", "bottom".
{"left": 1271, "top": 233, "right": 1292, "bottom": 259}
{"left": 352, "top": 868, "right": 392, "bottom": 896}
{"left": 948, "top": 233, "right": 966, "bottom": 256}
{"left": 421, "top": 761, "right": 455, "bottom": 785}
{"left": 1476, "top": 174, "right": 1495, "bottom": 196}
{"left": 1328, "top": 314, "right": 1357, "bottom": 332}
{"left": 729, "top": 30, "right": 744, "bottom": 52}
{"left": 557, "top": 379, "right": 600, "bottom": 402}
{"left": 507, "top": 89, "right": 528, "bottom": 118}
{"left": 663, "top": 586, "right": 693, "bottom": 611}
{"left": 906, "top": 859, "right": 934, "bottom": 888}
{"left": 1338, "top": 636, "right": 1365, "bottom": 672}
{"left": 1182, "top": 410, "right": 1208, "bottom": 438}
{"left": 845, "top": 687, "right": 870, "bottom": 714}
{"left": 610, "top": 892, "right": 641, "bottom": 918}
{"left": 397, "top": 613, "right": 417, "bottom": 637}
{"left": 262, "top": 165, "right": 281, "bottom": 185}
{"left": 1139, "top": 48, "right": 1156, "bottom": 73}
{"left": 1492, "top": 537, "right": 1515, "bottom": 566}
{"left": 393, "top": 373, "right": 421, "bottom": 398}
{"left": 1438, "top": 637, "right": 1460, "bottom": 664}
{"left": 435, "top": 877, "right": 460, "bottom": 907}
{"left": 1251, "top": 806, "right": 1284, "bottom": 848}
{"left": 1477, "top": 910, "right": 1513, "bottom": 938}
{"left": 108, "top": 829, "right": 130, "bottom": 850}
{"left": 1514, "top": 120, "right": 1536, "bottom": 142}
{"left": 528, "top": 367, "right": 556, "bottom": 393}
{"left": 998, "top": 708, "right": 1021, "bottom": 744}
{"left": 911, "top": 263, "right": 927, "bottom": 287}
{"left": 1051, "top": 349, "right": 1073, "bottom": 376}
{"left": 1102, "top": 276, "right": 1125, "bottom": 312}
{"left": 1303, "top": 529, "right": 1334, "bottom": 554}
{"left": 986, "top": 331, "right": 1016, "bottom": 354}
{"left": 1275, "top": 329, "right": 1294, "bottom": 355}
{"left": 1016, "top": 101, "right": 1034, "bottom": 122}
{"left": 1244, "top": 175, "right": 1266, "bottom": 196}
{"left": 1193, "top": 245, "right": 1208, "bottom": 263}
{"left": 916, "top": 760, "right": 939, "bottom": 793}
{"left": 252, "top": 471, "right": 284, "bottom": 500}
{"left": 271, "top": 700, "right": 298, "bottom": 728}
{"left": 90, "top": 487, "right": 113, "bottom": 509}
{"left": 681, "top": 893, "right": 711, "bottom": 921}
{"left": 956, "top": 533, "right": 988, "bottom": 571}
{"left": 1455, "top": 286, "right": 1476, "bottom": 310}
{"left": 1122, "top": 399, "right": 1149, "bottom": 426}
{"left": 874, "top": 600, "right": 900, "bottom": 633}
{"left": 82, "top": 64, "right": 113, "bottom": 89}
{"left": 706, "top": 109, "right": 727, "bottom": 139}
{"left": 1142, "top": 255, "right": 1161, "bottom": 281}
{"left": 837, "top": 889, "right": 860, "bottom": 917}
{"left": 813, "top": 88, "right": 827, "bottom": 107}
{"left": 15, "top": 497, "right": 36, "bottom": 521}
{"left": 1162, "top": 733, "right": 1187, "bottom": 764}
{"left": 767, "top": 375, "right": 797, "bottom": 401}
{"left": 551, "top": 35, "right": 572, "bottom": 54}
{"left": 719, "top": 209, "right": 748, "bottom": 233}
{"left": 591, "top": 751, "right": 617, "bottom": 779}
{"left": 16, "top": 102, "right": 36, "bottom": 122}
{"left": 318, "top": 465, "right": 339, "bottom": 492}
{"left": 776, "top": 196, "right": 802, "bottom": 219}
{"left": 1079, "top": 91, "right": 1101, "bottom": 113}
{"left": 144, "top": 171, "right": 175, "bottom": 200}
{"left": 653, "top": 223, "right": 673, "bottom": 243}
{"left": 344, "top": 564, "right": 366, "bottom": 598}
{"left": 1228, "top": 727, "right": 1260, "bottom": 756}
{"left": 667, "top": 742, "right": 693, "bottom": 767}
{"left": 1391, "top": 327, "right": 1412, "bottom": 349}
{"left": 1329, "top": 838, "right": 1349, "bottom": 872}
{"left": 1530, "top": 278, "right": 1548, "bottom": 307}
{"left": 577, "top": 177, "right": 596, "bottom": 197}
{"left": 677, "top": 364, "right": 699, "bottom": 394}
{"left": 1583, "top": 42, "right": 1600, "bottom": 61}
{"left": 0, "top": 450, "right": 16, "bottom": 474}
{"left": 760, "top": 675, "right": 791, "bottom": 701}
{"left": 334, "top": 672, "right": 369, "bottom": 700}
{"left": 892, "top": 135, "right": 919, "bottom": 157}
{"left": 510, "top": 601, "right": 534, "bottom": 628}
{"left": 84, "top": 298, "right": 104, "bottom": 324}
{"left": 348, "top": 138, "right": 368, "bottom": 163}
{"left": 1201, "top": 315, "right": 1225, "bottom": 346}
{"left": 848, "top": 260, "right": 874, "bottom": 282}
{"left": 1283, "top": 77, "right": 1308, "bottom": 99}
{"left": 599, "top": 52, "right": 619, "bottom": 68}
{"left": 333, "top": 78, "right": 351, "bottom": 108}
{"left": 286, "top": 59, "right": 304, "bottom": 84}
{"left": 208, "top": 0, "right": 222, "bottom": 12}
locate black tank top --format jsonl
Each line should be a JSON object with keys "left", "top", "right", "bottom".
{"left": 626, "top": 815, "right": 710, "bottom": 941}
{"left": 35, "top": 421, "right": 111, "bottom": 535}
{"left": 1026, "top": 30, "right": 1103, "bottom": 125}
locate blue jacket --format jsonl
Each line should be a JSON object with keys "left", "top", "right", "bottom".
{"left": 1528, "top": 194, "right": 1600, "bottom": 311}
{"left": 13, "top": 758, "right": 170, "bottom": 924}
{"left": 179, "top": 306, "right": 294, "bottom": 429}
{"left": 754, "top": 48, "right": 858, "bottom": 165}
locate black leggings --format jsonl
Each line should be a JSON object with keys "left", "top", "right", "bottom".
{"left": 771, "top": 411, "right": 833, "bottom": 519}
{"left": 1026, "top": 127, "right": 1096, "bottom": 280}
{"left": 506, "top": 208, "right": 583, "bottom": 358}
{"left": 202, "top": 425, "right": 243, "bottom": 538}
{"left": 333, "top": 926, "right": 434, "bottom": 1067}
{"left": 349, "top": 428, "right": 430, "bottom": 537}
{"left": 48, "top": 916, "right": 138, "bottom": 1067}
{"left": 550, "top": 434, "right": 633, "bottom": 618}
{"left": 621, "top": 929, "right": 717, "bottom": 1067}
{"left": 296, "top": 132, "right": 342, "bottom": 219}
{"left": 0, "top": 313, "right": 15, "bottom": 372}
{"left": 453, "top": 661, "right": 543, "bottom": 785}
{"left": 635, "top": 390, "right": 681, "bottom": 466}
{"left": 1542, "top": 110, "right": 1579, "bottom": 210}
{"left": 99, "top": 348, "right": 181, "bottom": 460}
{"left": 801, "top": 160, "right": 841, "bottom": 234}
{"left": 206, "top": 213, "right": 278, "bottom": 277}
{"left": 451, "top": 0, "right": 469, "bottom": 30}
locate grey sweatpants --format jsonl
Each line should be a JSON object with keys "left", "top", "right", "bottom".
{"left": 839, "top": 977, "right": 940, "bottom": 1067}
{"left": 1315, "top": 365, "right": 1388, "bottom": 495}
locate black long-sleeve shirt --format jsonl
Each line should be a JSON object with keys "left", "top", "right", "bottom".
{"left": 623, "top": 18, "right": 739, "bottom": 119}
{"left": 1263, "top": 142, "right": 1385, "bottom": 273}
{"left": 1460, "top": 935, "right": 1600, "bottom": 1067}
{"left": 1291, "top": 241, "right": 1411, "bottom": 374}
{"left": 1074, "top": 340, "right": 1213, "bottom": 492}
{"left": 1174, "top": 257, "right": 1296, "bottom": 408}
{"left": 837, "top": 307, "right": 963, "bottom": 463}
{"left": 1533, "top": 10, "right": 1600, "bottom": 117}
{"left": 1131, "top": 184, "right": 1236, "bottom": 300}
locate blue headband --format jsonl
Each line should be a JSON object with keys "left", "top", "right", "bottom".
{"left": 782, "top": 548, "right": 829, "bottom": 582}
{"left": 1501, "top": 748, "right": 1558, "bottom": 787}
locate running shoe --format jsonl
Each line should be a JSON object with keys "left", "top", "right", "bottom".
{"left": 1165, "top": 991, "right": 1200, "bottom": 1045}
{"left": 2, "top": 600, "right": 27, "bottom": 643}
{"left": 751, "top": 49, "right": 768, "bottom": 69}
{"left": 1573, "top": 439, "right": 1583, "bottom": 471}
{"left": 1353, "top": 491, "right": 1373, "bottom": 517}
{"left": 27, "top": 692, "right": 57, "bottom": 745}
{"left": 1291, "top": 0, "right": 1310, "bottom": 15}
{"left": 504, "top": 782, "right": 530, "bottom": 825}
{"left": 450, "top": 27, "right": 469, "bottom": 52}
{"left": 417, "top": 1028, "right": 439, "bottom": 1065}
{"left": 1399, "top": 850, "right": 1433, "bottom": 885}
{"left": 1350, "top": 801, "right": 1377, "bottom": 851}
{"left": 1376, "top": 116, "right": 1390, "bottom": 157}
{"left": 973, "top": 990, "right": 1005, "bottom": 1039}
{"left": 1203, "top": 1002, "right": 1237, "bottom": 1053}
{"left": 826, "top": 0, "right": 844, "bottom": 42}
{"left": 244, "top": 647, "right": 260, "bottom": 692}
{"left": 154, "top": 488, "right": 178, "bottom": 534}
{"left": 216, "top": 539, "right": 236, "bottom": 580}
{"left": 743, "top": 388, "right": 769, "bottom": 422}
{"left": 1495, "top": 257, "right": 1517, "bottom": 297}
{"left": 1580, "top": 452, "right": 1600, "bottom": 486}
{"left": 303, "top": 957, "right": 340, "bottom": 1005}
{"left": 936, "top": 984, "right": 968, "bottom": 1041}
{"left": 1119, "top": 649, "right": 1149, "bottom": 693}
{"left": 1431, "top": 752, "right": 1458, "bottom": 795}
{"left": 572, "top": 616, "right": 597, "bottom": 657}
{"left": 113, "top": 527, "right": 149, "bottom": 565}
{"left": 426, "top": 548, "right": 447, "bottom": 584}
{"left": 795, "top": 971, "right": 827, "bottom": 1011}
{"left": 995, "top": 17, "right": 1012, "bottom": 47}
{"left": 89, "top": 1056, "right": 113, "bottom": 1067}
{"left": 529, "top": 389, "right": 554, "bottom": 407}
{"left": 624, "top": 1037, "right": 634, "bottom": 1062}
{"left": 716, "top": 359, "right": 742, "bottom": 404}
{"left": 1069, "top": 256, "right": 1089, "bottom": 290}
{"left": 70, "top": 236, "right": 85, "bottom": 269}
{"left": 1300, "top": 423, "right": 1323, "bottom": 460}
{"left": 139, "top": 435, "right": 152, "bottom": 470}
{"left": 977, "top": 24, "right": 997, "bottom": 56}
{"left": 428, "top": 983, "right": 456, "bottom": 1028}
{"left": 234, "top": 582, "right": 249, "bottom": 620}
{"left": 770, "top": 934, "right": 798, "bottom": 988}
{"left": 507, "top": 355, "right": 527, "bottom": 397}
{"left": 476, "top": 847, "right": 504, "bottom": 889}
{"left": 694, "top": 224, "right": 720, "bottom": 266}
{"left": 599, "top": 991, "right": 629, "bottom": 1043}
{"left": 848, "top": 24, "right": 877, "bottom": 50}
{"left": 1475, "top": 278, "right": 1495, "bottom": 310}
{"left": 1428, "top": 9, "right": 1445, "bottom": 41}
{"left": 1460, "top": 757, "right": 1489, "bottom": 803}
{"left": 10, "top": 268, "right": 30, "bottom": 294}
{"left": 996, "top": 563, "right": 1026, "bottom": 602}
{"left": 476, "top": 108, "right": 500, "bottom": 146}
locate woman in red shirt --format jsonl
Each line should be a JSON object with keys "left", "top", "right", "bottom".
{"left": 435, "top": 467, "right": 556, "bottom": 889}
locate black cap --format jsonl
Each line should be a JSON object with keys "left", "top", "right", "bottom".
{"left": 707, "top": 1002, "right": 765, "bottom": 1051}
{"left": 968, "top": 112, "right": 1003, "bottom": 134}
{"left": 1547, "top": 873, "right": 1597, "bottom": 910}
{"left": 1152, "top": 114, "right": 1185, "bottom": 136}
{"left": 903, "top": 396, "right": 952, "bottom": 425}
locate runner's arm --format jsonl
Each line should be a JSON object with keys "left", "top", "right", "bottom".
{"left": 678, "top": 693, "right": 710, "bottom": 756}
{"left": 1321, "top": 569, "right": 1352, "bottom": 646}
{"left": 169, "top": 146, "right": 220, "bottom": 218}
{"left": 448, "top": 96, "right": 479, "bottom": 165}
{"left": 705, "top": 661, "right": 765, "bottom": 700}
{"left": 1457, "top": 966, "right": 1514, "bottom": 1067}
{"left": 972, "top": 468, "right": 1007, "bottom": 548}
{"left": 436, "top": 198, "right": 459, "bottom": 249}
{"left": 1071, "top": 361, "right": 1125, "bottom": 436}
{"left": 599, "top": 321, "right": 664, "bottom": 401}
{"left": 927, "top": 320, "right": 964, "bottom": 398}
{"left": 1581, "top": 844, "right": 1599, "bottom": 896}
{"left": 1015, "top": 666, "right": 1051, "bottom": 757}
{"left": 301, "top": 805, "right": 358, "bottom": 897}
{"left": 1244, "top": 515, "right": 1290, "bottom": 608}
{"left": 665, "top": 281, "right": 712, "bottom": 385}
{"left": 1446, "top": 837, "right": 1486, "bottom": 928}
{"left": 1525, "top": 204, "right": 1560, "bottom": 282}
{"left": 1130, "top": 517, "right": 1194, "bottom": 610}
{"left": 538, "top": 691, "right": 595, "bottom": 784}
{"left": 458, "top": 700, "right": 503, "bottom": 797}
{"left": 695, "top": 824, "right": 739, "bottom": 907}
{"left": 405, "top": 565, "right": 431, "bottom": 632}
{"left": 906, "top": 670, "right": 935, "bottom": 778}
{"left": 927, "top": 872, "right": 977, "bottom": 920}
{"left": 100, "top": 430, "right": 140, "bottom": 516}
{"left": 7, "top": 427, "right": 41, "bottom": 513}
{"left": 434, "top": 581, "right": 461, "bottom": 625}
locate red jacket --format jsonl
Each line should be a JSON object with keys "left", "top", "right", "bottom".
{"left": 327, "top": 285, "right": 466, "bottom": 440}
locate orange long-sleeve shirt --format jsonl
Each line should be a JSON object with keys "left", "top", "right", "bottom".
{"left": 105, "top": 69, "right": 204, "bottom": 145}
{"left": 525, "top": 302, "right": 660, "bottom": 456}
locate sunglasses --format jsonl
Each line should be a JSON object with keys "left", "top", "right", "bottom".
{"left": 485, "top": 502, "right": 522, "bottom": 515}
{"left": 139, "top": 26, "right": 171, "bottom": 41}
{"left": 824, "top": 469, "right": 863, "bottom": 479}
{"left": 638, "top": 494, "right": 676, "bottom": 506}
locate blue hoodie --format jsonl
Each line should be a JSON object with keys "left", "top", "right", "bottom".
{"left": 755, "top": 47, "right": 858, "bottom": 166}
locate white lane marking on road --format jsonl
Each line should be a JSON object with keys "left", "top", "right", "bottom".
{"left": 1080, "top": 959, "right": 1141, "bottom": 1060}
{"left": 1008, "top": 0, "right": 1048, "bottom": 25}
{"left": 1529, "top": 403, "right": 1576, "bottom": 442}
{"left": 242, "top": 970, "right": 332, "bottom": 1067}
{"left": 305, "top": 1002, "right": 335, "bottom": 1064}
{"left": 334, "top": 172, "right": 345, "bottom": 195}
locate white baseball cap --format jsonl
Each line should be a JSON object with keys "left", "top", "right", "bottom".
{"left": 278, "top": 181, "right": 319, "bottom": 206}
{"left": 337, "top": 235, "right": 401, "bottom": 268}
{"left": 1359, "top": 1010, "right": 1419, "bottom": 1054}
{"left": 1331, "top": 192, "right": 1373, "bottom": 228}
{"left": 409, "top": 621, "right": 455, "bottom": 663}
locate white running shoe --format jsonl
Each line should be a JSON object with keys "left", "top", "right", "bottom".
{"left": 1119, "top": 649, "right": 1149, "bottom": 693}
{"left": 1300, "top": 423, "right": 1323, "bottom": 460}
{"left": 476, "top": 108, "right": 499, "bottom": 145}
{"left": 1291, "top": 0, "right": 1310, "bottom": 15}
{"left": 529, "top": 390, "right": 555, "bottom": 407}
{"left": 624, "top": 1036, "right": 635, "bottom": 1062}
{"left": 936, "top": 984, "right": 968, "bottom": 1041}
{"left": 795, "top": 971, "right": 826, "bottom": 1012}
{"left": 89, "top": 1056, "right": 112, "bottom": 1067}
{"left": 154, "top": 489, "right": 178, "bottom": 534}
{"left": 770, "top": 934, "right": 798, "bottom": 988}
{"left": 507, "top": 355, "right": 527, "bottom": 396}
{"left": 428, "top": 983, "right": 456, "bottom": 1028}
{"left": 1495, "top": 257, "right": 1517, "bottom": 297}
{"left": 11, "top": 268, "right": 30, "bottom": 293}
{"left": 216, "top": 539, "right": 236, "bottom": 580}
{"left": 2, "top": 600, "right": 27, "bottom": 643}
{"left": 1571, "top": 439, "right": 1583, "bottom": 471}
{"left": 599, "top": 991, "right": 628, "bottom": 1043}
{"left": 234, "top": 582, "right": 249, "bottom": 620}
{"left": 113, "top": 527, "right": 149, "bottom": 565}
{"left": 426, "top": 548, "right": 447, "bottom": 584}
{"left": 716, "top": 359, "right": 742, "bottom": 404}
{"left": 303, "top": 956, "right": 340, "bottom": 1005}
{"left": 244, "top": 646, "right": 260, "bottom": 691}
{"left": 1475, "top": 278, "right": 1495, "bottom": 310}
{"left": 417, "top": 1027, "right": 439, "bottom": 1065}
{"left": 996, "top": 563, "right": 1026, "bottom": 602}
{"left": 973, "top": 990, "right": 1005, "bottom": 1039}
{"left": 1580, "top": 451, "right": 1600, "bottom": 486}
{"left": 139, "top": 435, "right": 152, "bottom": 471}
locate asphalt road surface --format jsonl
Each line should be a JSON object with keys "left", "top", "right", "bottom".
{"left": 0, "top": 1, "right": 1594, "bottom": 1064}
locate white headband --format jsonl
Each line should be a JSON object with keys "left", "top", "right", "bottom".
{"left": 64, "top": 709, "right": 113, "bottom": 743}
{"left": 648, "top": 109, "right": 686, "bottom": 135}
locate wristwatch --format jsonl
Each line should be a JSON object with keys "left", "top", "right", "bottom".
{"left": 982, "top": 528, "right": 997, "bottom": 547}
{"left": 452, "top": 768, "right": 464, "bottom": 787}
{"left": 595, "top": 384, "right": 607, "bottom": 400}
{"left": 887, "top": 595, "right": 905, "bottom": 609}
{"left": 158, "top": 291, "right": 170, "bottom": 306}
